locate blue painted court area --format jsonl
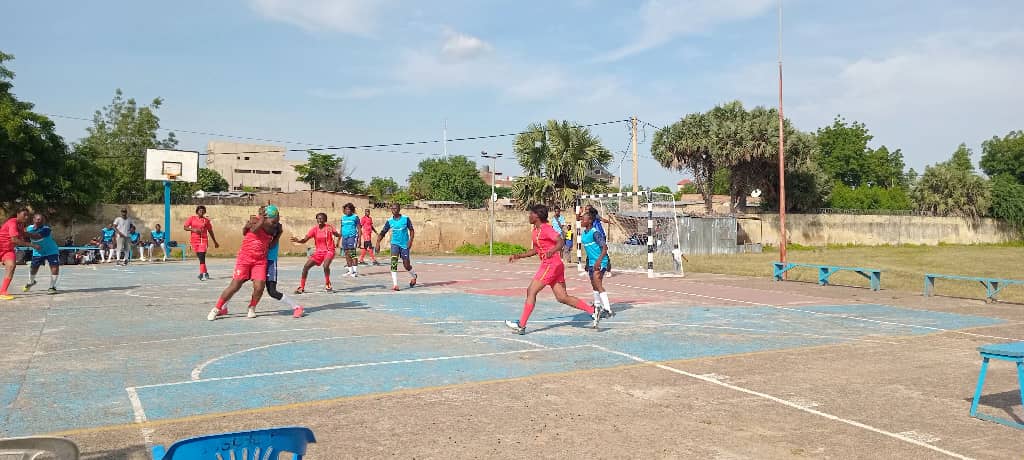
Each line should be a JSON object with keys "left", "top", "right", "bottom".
{"left": 0, "top": 259, "right": 1007, "bottom": 437}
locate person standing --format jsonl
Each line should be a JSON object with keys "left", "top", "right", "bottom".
{"left": 0, "top": 209, "right": 39, "bottom": 300}
{"left": 671, "top": 244, "right": 689, "bottom": 275}
{"left": 581, "top": 210, "right": 613, "bottom": 317}
{"left": 339, "top": 203, "right": 361, "bottom": 278}
{"left": 184, "top": 205, "right": 219, "bottom": 280}
{"left": 358, "top": 208, "right": 378, "bottom": 265}
{"left": 24, "top": 213, "right": 61, "bottom": 294}
{"left": 112, "top": 208, "right": 133, "bottom": 266}
{"left": 375, "top": 203, "right": 417, "bottom": 291}
{"left": 504, "top": 204, "right": 601, "bottom": 335}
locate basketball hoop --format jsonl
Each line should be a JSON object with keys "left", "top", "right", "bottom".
{"left": 166, "top": 174, "right": 179, "bottom": 181}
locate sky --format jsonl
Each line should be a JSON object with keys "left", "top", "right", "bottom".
{"left": 3, "top": 0, "right": 1022, "bottom": 188}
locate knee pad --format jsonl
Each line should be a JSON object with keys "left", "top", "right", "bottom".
{"left": 390, "top": 255, "right": 399, "bottom": 271}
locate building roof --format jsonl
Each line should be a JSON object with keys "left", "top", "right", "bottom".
{"left": 677, "top": 179, "right": 693, "bottom": 185}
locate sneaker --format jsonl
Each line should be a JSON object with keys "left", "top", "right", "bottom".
{"left": 0, "top": 294, "right": 13, "bottom": 301}
{"left": 409, "top": 275, "right": 417, "bottom": 288}
{"left": 247, "top": 307, "right": 257, "bottom": 319}
{"left": 372, "top": 261, "right": 380, "bottom": 266}
{"left": 591, "top": 308, "right": 602, "bottom": 329}
{"left": 325, "top": 284, "right": 333, "bottom": 292}
{"left": 23, "top": 280, "right": 37, "bottom": 292}
{"left": 203, "top": 273, "right": 211, "bottom": 280}
{"left": 47, "top": 288, "right": 58, "bottom": 295}
{"left": 504, "top": 320, "right": 526, "bottom": 335}
{"left": 207, "top": 307, "right": 227, "bottom": 321}
{"left": 294, "top": 287, "right": 305, "bottom": 294}
{"left": 292, "top": 306, "right": 305, "bottom": 318}
{"left": 198, "top": 274, "right": 205, "bottom": 282}
{"left": 392, "top": 285, "right": 400, "bottom": 292}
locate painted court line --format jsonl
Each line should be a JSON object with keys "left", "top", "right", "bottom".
{"left": 125, "top": 387, "right": 147, "bottom": 423}
{"left": 590, "top": 345, "right": 973, "bottom": 460}
{"left": 37, "top": 328, "right": 335, "bottom": 355}
{"left": 190, "top": 333, "right": 549, "bottom": 380}
{"left": 773, "top": 305, "right": 1020, "bottom": 342}
{"left": 135, "top": 344, "right": 589, "bottom": 389}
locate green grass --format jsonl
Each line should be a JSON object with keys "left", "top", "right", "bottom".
{"left": 455, "top": 242, "right": 528, "bottom": 256}
{"left": 688, "top": 244, "right": 1024, "bottom": 303}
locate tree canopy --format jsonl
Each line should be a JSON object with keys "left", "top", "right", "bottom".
{"left": 293, "top": 152, "right": 364, "bottom": 193}
{"left": 408, "top": 155, "right": 490, "bottom": 208}
{"left": 816, "top": 116, "right": 907, "bottom": 188}
{"left": 911, "top": 149, "right": 991, "bottom": 219}
{"left": 980, "top": 130, "right": 1024, "bottom": 184}
{"left": 511, "top": 120, "right": 612, "bottom": 209}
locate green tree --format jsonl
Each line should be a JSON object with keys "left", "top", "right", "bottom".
{"left": 652, "top": 112, "right": 719, "bottom": 212}
{"left": 408, "top": 155, "right": 490, "bottom": 207}
{"left": 948, "top": 143, "right": 975, "bottom": 172}
{"left": 494, "top": 186, "right": 512, "bottom": 199}
{"left": 816, "top": 116, "right": 907, "bottom": 188}
{"left": 79, "top": 89, "right": 179, "bottom": 203}
{"left": 990, "top": 174, "right": 1024, "bottom": 229}
{"left": 650, "top": 185, "right": 673, "bottom": 194}
{"left": 912, "top": 153, "right": 991, "bottom": 219}
{"left": 759, "top": 131, "right": 832, "bottom": 212}
{"left": 828, "top": 183, "right": 912, "bottom": 210}
{"left": 367, "top": 176, "right": 401, "bottom": 202}
{"left": 293, "top": 151, "right": 362, "bottom": 192}
{"left": 511, "top": 120, "right": 613, "bottom": 208}
{"left": 196, "top": 168, "right": 229, "bottom": 192}
{"left": 0, "top": 51, "right": 102, "bottom": 217}
{"left": 980, "top": 130, "right": 1024, "bottom": 184}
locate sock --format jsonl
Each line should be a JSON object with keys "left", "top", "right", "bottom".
{"left": 282, "top": 295, "right": 301, "bottom": 309}
{"left": 390, "top": 271, "right": 398, "bottom": 286}
{"left": 359, "top": 248, "right": 367, "bottom": 262}
{"left": 599, "top": 292, "right": 611, "bottom": 311}
{"left": 346, "top": 266, "right": 353, "bottom": 274}
{"left": 352, "top": 265, "right": 358, "bottom": 275}
{"left": 50, "top": 274, "right": 58, "bottom": 289}
{"left": 215, "top": 297, "right": 227, "bottom": 310}
{"left": 409, "top": 270, "right": 417, "bottom": 278}
{"left": 249, "top": 298, "right": 258, "bottom": 308}
{"left": 199, "top": 263, "right": 207, "bottom": 274}
{"left": 574, "top": 299, "right": 596, "bottom": 314}
{"left": 30, "top": 273, "right": 37, "bottom": 283}
{"left": 299, "top": 277, "right": 307, "bottom": 289}
{"left": 592, "top": 291, "right": 600, "bottom": 306}
{"left": 1, "top": 277, "right": 10, "bottom": 294}
{"left": 519, "top": 303, "right": 535, "bottom": 328}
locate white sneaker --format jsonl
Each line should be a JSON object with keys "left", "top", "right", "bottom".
{"left": 247, "top": 307, "right": 257, "bottom": 318}
{"left": 206, "top": 308, "right": 221, "bottom": 321}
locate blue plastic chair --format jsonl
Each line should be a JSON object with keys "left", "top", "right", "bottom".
{"left": 152, "top": 426, "right": 316, "bottom": 460}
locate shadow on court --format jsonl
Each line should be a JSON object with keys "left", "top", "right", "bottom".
{"left": 295, "top": 300, "right": 369, "bottom": 315}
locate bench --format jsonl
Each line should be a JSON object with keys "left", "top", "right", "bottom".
{"left": 924, "top": 273, "right": 1024, "bottom": 303}
{"left": 970, "top": 342, "right": 1024, "bottom": 429}
{"left": 772, "top": 262, "right": 882, "bottom": 291}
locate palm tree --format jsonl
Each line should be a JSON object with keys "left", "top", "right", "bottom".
{"left": 511, "top": 120, "right": 612, "bottom": 209}
{"left": 652, "top": 112, "right": 718, "bottom": 212}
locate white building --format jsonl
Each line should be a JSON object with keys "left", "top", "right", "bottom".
{"left": 205, "top": 141, "right": 309, "bottom": 192}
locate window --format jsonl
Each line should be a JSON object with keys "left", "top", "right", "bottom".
{"left": 234, "top": 169, "right": 253, "bottom": 174}
{"left": 271, "top": 170, "right": 282, "bottom": 175}
{"left": 255, "top": 170, "right": 270, "bottom": 174}
{"left": 244, "top": 157, "right": 250, "bottom": 160}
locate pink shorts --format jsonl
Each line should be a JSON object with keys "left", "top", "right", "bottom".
{"left": 534, "top": 261, "right": 566, "bottom": 286}
{"left": 310, "top": 250, "right": 335, "bottom": 266}
{"left": 233, "top": 254, "right": 267, "bottom": 281}
{"left": 191, "top": 239, "right": 208, "bottom": 253}
{"left": 0, "top": 250, "right": 14, "bottom": 263}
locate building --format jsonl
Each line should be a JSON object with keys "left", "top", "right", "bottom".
{"left": 206, "top": 141, "right": 309, "bottom": 192}
{"left": 676, "top": 178, "right": 693, "bottom": 192}
{"left": 479, "top": 165, "right": 515, "bottom": 188}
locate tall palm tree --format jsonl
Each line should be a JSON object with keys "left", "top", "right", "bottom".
{"left": 652, "top": 112, "right": 718, "bottom": 212}
{"left": 511, "top": 120, "right": 612, "bottom": 209}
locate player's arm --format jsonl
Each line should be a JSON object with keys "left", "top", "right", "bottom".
{"left": 407, "top": 219, "right": 414, "bottom": 248}
{"left": 375, "top": 222, "right": 391, "bottom": 249}
{"left": 510, "top": 247, "right": 537, "bottom": 262}
{"left": 595, "top": 232, "right": 609, "bottom": 266}
{"left": 9, "top": 226, "right": 39, "bottom": 250}
{"left": 546, "top": 237, "right": 564, "bottom": 259}
{"left": 207, "top": 223, "right": 220, "bottom": 248}
{"left": 291, "top": 227, "right": 313, "bottom": 244}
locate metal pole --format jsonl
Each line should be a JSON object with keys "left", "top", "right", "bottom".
{"left": 777, "top": 0, "right": 788, "bottom": 270}
{"left": 490, "top": 155, "right": 495, "bottom": 257}
{"left": 631, "top": 116, "right": 639, "bottom": 208}
{"left": 163, "top": 180, "right": 172, "bottom": 253}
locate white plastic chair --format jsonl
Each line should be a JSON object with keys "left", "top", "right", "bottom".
{"left": 0, "top": 436, "right": 79, "bottom": 460}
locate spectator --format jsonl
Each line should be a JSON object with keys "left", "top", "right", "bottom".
{"left": 99, "top": 225, "right": 116, "bottom": 262}
{"left": 112, "top": 208, "right": 133, "bottom": 265}
{"left": 127, "top": 224, "right": 141, "bottom": 264}
{"left": 671, "top": 244, "right": 689, "bottom": 275}
{"left": 146, "top": 224, "right": 168, "bottom": 261}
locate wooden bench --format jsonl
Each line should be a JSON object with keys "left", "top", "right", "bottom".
{"left": 970, "top": 342, "right": 1024, "bottom": 429}
{"left": 924, "top": 273, "right": 1024, "bottom": 303}
{"left": 772, "top": 262, "right": 882, "bottom": 291}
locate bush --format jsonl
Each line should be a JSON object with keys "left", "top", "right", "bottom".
{"left": 828, "top": 182, "right": 912, "bottom": 210}
{"left": 990, "top": 174, "right": 1024, "bottom": 230}
{"left": 455, "top": 242, "right": 528, "bottom": 255}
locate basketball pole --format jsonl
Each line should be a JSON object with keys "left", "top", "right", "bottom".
{"left": 777, "top": 0, "right": 788, "bottom": 273}
{"left": 164, "top": 180, "right": 171, "bottom": 250}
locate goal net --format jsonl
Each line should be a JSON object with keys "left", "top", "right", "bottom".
{"left": 575, "top": 191, "right": 683, "bottom": 278}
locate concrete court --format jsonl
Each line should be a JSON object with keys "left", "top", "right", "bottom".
{"left": 0, "top": 255, "right": 1022, "bottom": 459}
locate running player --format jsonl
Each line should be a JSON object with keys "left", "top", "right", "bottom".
{"left": 207, "top": 207, "right": 280, "bottom": 320}
{"left": 375, "top": 203, "right": 417, "bottom": 291}
{"left": 581, "top": 209, "right": 613, "bottom": 317}
{"left": 184, "top": 205, "right": 219, "bottom": 280}
{"left": 259, "top": 206, "right": 304, "bottom": 318}
{"left": 0, "top": 209, "right": 39, "bottom": 300}
{"left": 505, "top": 204, "right": 601, "bottom": 335}
{"left": 339, "top": 203, "right": 361, "bottom": 277}
{"left": 358, "top": 208, "right": 378, "bottom": 265}
{"left": 99, "top": 225, "right": 116, "bottom": 263}
{"left": 24, "top": 213, "right": 60, "bottom": 294}
{"left": 291, "top": 212, "right": 341, "bottom": 293}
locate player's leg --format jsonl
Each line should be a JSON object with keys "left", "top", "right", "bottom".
{"left": 48, "top": 258, "right": 60, "bottom": 293}
{"left": 209, "top": 278, "right": 245, "bottom": 320}
{"left": 551, "top": 281, "right": 601, "bottom": 328}
{"left": 359, "top": 241, "right": 368, "bottom": 264}
{"left": 591, "top": 268, "right": 612, "bottom": 317}
{"left": 389, "top": 244, "right": 401, "bottom": 290}
{"left": 348, "top": 247, "right": 359, "bottom": 277}
{"left": 1, "top": 253, "right": 17, "bottom": 299}
{"left": 322, "top": 253, "right": 334, "bottom": 291}
{"left": 25, "top": 257, "right": 41, "bottom": 291}
{"left": 266, "top": 259, "right": 283, "bottom": 301}
{"left": 296, "top": 257, "right": 317, "bottom": 293}
{"left": 504, "top": 279, "right": 546, "bottom": 334}
{"left": 161, "top": 243, "right": 168, "bottom": 261}
{"left": 196, "top": 252, "right": 208, "bottom": 280}
{"left": 402, "top": 248, "right": 417, "bottom": 287}
{"left": 248, "top": 280, "right": 266, "bottom": 319}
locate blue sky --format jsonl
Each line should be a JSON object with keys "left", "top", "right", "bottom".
{"left": 3, "top": 0, "right": 1022, "bottom": 187}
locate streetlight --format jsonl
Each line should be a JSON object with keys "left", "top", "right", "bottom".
{"left": 481, "top": 151, "right": 503, "bottom": 257}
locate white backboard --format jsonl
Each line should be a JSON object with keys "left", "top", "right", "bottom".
{"left": 146, "top": 149, "right": 199, "bottom": 183}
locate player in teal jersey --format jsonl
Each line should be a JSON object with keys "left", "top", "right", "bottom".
{"left": 339, "top": 203, "right": 362, "bottom": 278}
{"left": 580, "top": 209, "right": 613, "bottom": 317}
{"left": 375, "top": 203, "right": 417, "bottom": 291}
{"left": 24, "top": 213, "right": 61, "bottom": 294}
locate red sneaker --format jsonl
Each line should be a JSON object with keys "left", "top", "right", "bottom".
{"left": 392, "top": 285, "right": 400, "bottom": 291}
{"left": 292, "top": 306, "right": 304, "bottom": 318}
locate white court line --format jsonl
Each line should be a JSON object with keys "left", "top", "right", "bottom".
{"left": 125, "top": 387, "right": 148, "bottom": 423}
{"left": 772, "top": 305, "right": 1020, "bottom": 342}
{"left": 37, "top": 328, "right": 334, "bottom": 355}
{"left": 589, "top": 345, "right": 974, "bottom": 460}
{"left": 190, "top": 333, "right": 548, "bottom": 380}
{"left": 136, "top": 344, "right": 589, "bottom": 389}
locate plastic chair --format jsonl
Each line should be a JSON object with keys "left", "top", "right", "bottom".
{"left": 152, "top": 426, "right": 316, "bottom": 460}
{"left": 0, "top": 436, "right": 79, "bottom": 460}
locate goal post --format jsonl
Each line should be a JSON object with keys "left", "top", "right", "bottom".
{"left": 575, "top": 191, "right": 683, "bottom": 278}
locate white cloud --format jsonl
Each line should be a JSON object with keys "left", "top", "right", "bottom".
{"left": 441, "top": 29, "right": 493, "bottom": 61}
{"left": 249, "top": 0, "right": 389, "bottom": 35}
{"left": 598, "top": 0, "right": 775, "bottom": 62}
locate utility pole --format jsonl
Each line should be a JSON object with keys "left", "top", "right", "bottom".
{"left": 631, "top": 116, "right": 639, "bottom": 208}
{"left": 443, "top": 120, "right": 448, "bottom": 157}
{"left": 481, "top": 151, "right": 502, "bottom": 257}
{"left": 777, "top": 0, "right": 788, "bottom": 269}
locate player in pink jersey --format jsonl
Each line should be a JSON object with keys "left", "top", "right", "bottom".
{"left": 358, "top": 208, "right": 379, "bottom": 265}
{"left": 184, "top": 206, "right": 219, "bottom": 281}
{"left": 291, "top": 212, "right": 342, "bottom": 293}
{"left": 207, "top": 207, "right": 280, "bottom": 321}
{"left": 0, "top": 209, "right": 40, "bottom": 300}
{"left": 505, "top": 204, "right": 601, "bottom": 335}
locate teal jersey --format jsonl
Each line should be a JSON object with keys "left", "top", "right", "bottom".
{"left": 150, "top": 230, "right": 165, "bottom": 243}
{"left": 101, "top": 228, "right": 116, "bottom": 242}
{"left": 26, "top": 224, "right": 59, "bottom": 257}
{"left": 382, "top": 215, "right": 413, "bottom": 249}
{"left": 266, "top": 222, "right": 283, "bottom": 261}
{"left": 129, "top": 231, "right": 141, "bottom": 244}
{"left": 581, "top": 227, "right": 609, "bottom": 269}
{"left": 340, "top": 214, "right": 360, "bottom": 238}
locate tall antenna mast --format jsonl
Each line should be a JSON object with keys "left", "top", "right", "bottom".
{"left": 777, "top": 0, "right": 788, "bottom": 268}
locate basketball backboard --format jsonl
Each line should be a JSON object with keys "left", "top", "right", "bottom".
{"left": 146, "top": 149, "right": 199, "bottom": 183}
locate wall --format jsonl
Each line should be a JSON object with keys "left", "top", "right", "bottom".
{"left": 60, "top": 205, "right": 532, "bottom": 256}
{"left": 738, "top": 214, "right": 1021, "bottom": 246}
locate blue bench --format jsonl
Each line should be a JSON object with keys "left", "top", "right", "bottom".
{"left": 970, "top": 342, "right": 1024, "bottom": 429}
{"left": 773, "top": 262, "right": 882, "bottom": 291}
{"left": 924, "top": 273, "right": 1024, "bottom": 303}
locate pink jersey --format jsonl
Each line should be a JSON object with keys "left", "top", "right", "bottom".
{"left": 185, "top": 216, "right": 213, "bottom": 243}
{"left": 360, "top": 216, "right": 374, "bottom": 239}
{"left": 306, "top": 224, "right": 337, "bottom": 252}
{"left": 532, "top": 223, "right": 563, "bottom": 264}
{"left": 0, "top": 218, "right": 19, "bottom": 252}
{"left": 240, "top": 226, "right": 274, "bottom": 258}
